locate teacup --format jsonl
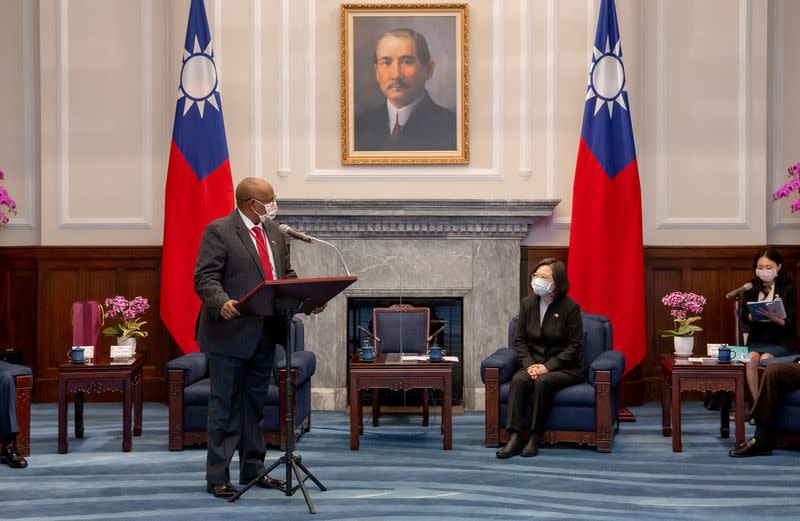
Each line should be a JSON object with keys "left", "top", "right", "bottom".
{"left": 428, "top": 345, "right": 445, "bottom": 362}
{"left": 706, "top": 343, "right": 727, "bottom": 357}
{"left": 68, "top": 346, "right": 85, "bottom": 363}
{"left": 358, "top": 341, "right": 375, "bottom": 362}
{"left": 717, "top": 346, "right": 733, "bottom": 363}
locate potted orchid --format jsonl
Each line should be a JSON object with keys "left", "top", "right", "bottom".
{"left": 661, "top": 291, "right": 707, "bottom": 355}
{"left": 102, "top": 296, "right": 150, "bottom": 352}
{"left": 0, "top": 169, "right": 17, "bottom": 225}
{"left": 773, "top": 160, "right": 800, "bottom": 213}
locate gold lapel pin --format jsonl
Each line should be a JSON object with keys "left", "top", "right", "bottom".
{"left": 554, "top": 313, "right": 559, "bottom": 318}
{"left": 271, "top": 240, "right": 277, "bottom": 245}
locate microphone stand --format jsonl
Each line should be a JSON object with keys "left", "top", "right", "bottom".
{"left": 311, "top": 237, "right": 351, "bottom": 276}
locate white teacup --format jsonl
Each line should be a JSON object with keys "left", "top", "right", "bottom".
{"left": 706, "top": 343, "right": 727, "bottom": 357}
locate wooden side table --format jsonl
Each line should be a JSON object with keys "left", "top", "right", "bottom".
{"left": 57, "top": 354, "right": 144, "bottom": 454}
{"left": 349, "top": 353, "right": 454, "bottom": 451}
{"left": 660, "top": 354, "right": 746, "bottom": 452}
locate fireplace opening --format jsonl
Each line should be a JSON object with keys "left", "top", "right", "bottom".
{"left": 346, "top": 297, "right": 464, "bottom": 407}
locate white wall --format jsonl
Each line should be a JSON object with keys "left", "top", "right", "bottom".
{"left": 0, "top": 0, "right": 797, "bottom": 246}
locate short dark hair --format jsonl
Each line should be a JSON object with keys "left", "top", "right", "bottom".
{"left": 751, "top": 247, "right": 783, "bottom": 270}
{"left": 374, "top": 28, "right": 432, "bottom": 65}
{"left": 531, "top": 258, "right": 569, "bottom": 298}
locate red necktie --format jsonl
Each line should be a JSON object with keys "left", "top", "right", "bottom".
{"left": 390, "top": 113, "right": 401, "bottom": 144}
{"left": 250, "top": 226, "right": 275, "bottom": 280}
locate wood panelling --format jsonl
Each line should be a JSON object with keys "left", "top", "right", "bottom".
{"left": 3, "top": 246, "right": 798, "bottom": 406}
{"left": 0, "top": 247, "right": 182, "bottom": 403}
{"left": 523, "top": 246, "right": 800, "bottom": 404}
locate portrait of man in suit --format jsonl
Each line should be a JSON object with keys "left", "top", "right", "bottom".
{"left": 342, "top": 6, "right": 468, "bottom": 164}
{"left": 355, "top": 28, "right": 456, "bottom": 152}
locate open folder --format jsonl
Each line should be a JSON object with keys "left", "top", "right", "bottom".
{"left": 746, "top": 299, "right": 787, "bottom": 322}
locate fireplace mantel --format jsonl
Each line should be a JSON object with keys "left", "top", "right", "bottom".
{"left": 277, "top": 199, "right": 559, "bottom": 239}
{"left": 280, "top": 199, "right": 559, "bottom": 411}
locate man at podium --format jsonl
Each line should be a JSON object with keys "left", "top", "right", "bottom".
{"left": 194, "top": 177, "right": 296, "bottom": 498}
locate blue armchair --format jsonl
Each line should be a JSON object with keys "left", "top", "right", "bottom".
{"left": 0, "top": 361, "right": 33, "bottom": 457}
{"left": 167, "top": 317, "right": 316, "bottom": 451}
{"left": 481, "top": 312, "right": 625, "bottom": 452}
{"left": 760, "top": 355, "right": 800, "bottom": 447}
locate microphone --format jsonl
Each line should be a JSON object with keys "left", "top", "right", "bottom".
{"left": 725, "top": 282, "right": 753, "bottom": 299}
{"left": 278, "top": 224, "right": 315, "bottom": 244}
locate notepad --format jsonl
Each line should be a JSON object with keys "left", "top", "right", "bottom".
{"left": 746, "top": 299, "right": 787, "bottom": 322}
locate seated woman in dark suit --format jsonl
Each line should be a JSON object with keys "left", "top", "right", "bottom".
{"left": 496, "top": 258, "right": 584, "bottom": 458}
{"left": 740, "top": 248, "right": 797, "bottom": 404}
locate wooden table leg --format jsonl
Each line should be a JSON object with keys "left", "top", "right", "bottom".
{"left": 443, "top": 375, "right": 452, "bottom": 450}
{"left": 74, "top": 392, "right": 84, "bottom": 439}
{"left": 58, "top": 375, "right": 68, "bottom": 454}
{"left": 134, "top": 370, "right": 143, "bottom": 437}
{"left": 662, "top": 370, "right": 671, "bottom": 437}
{"left": 122, "top": 376, "right": 132, "bottom": 452}
{"left": 350, "top": 375, "right": 360, "bottom": 451}
{"left": 671, "top": 372, "right": 682, "bottom": 452}
{"left": 734, "top": 373, "right": 745, "bottom": 447}
{"left": 720, "top": 392, "right": 731, "bottom": 439}
{"left": 422, "top": 388, "right": 430, "bottom": 427}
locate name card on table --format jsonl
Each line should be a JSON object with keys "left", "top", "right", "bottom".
{"left": 110, "top": 345, "right": 134, "bottom": 359}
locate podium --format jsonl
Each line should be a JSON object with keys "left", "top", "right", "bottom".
{"left": 230, "top": 275, "right": 357, "bottom": 513}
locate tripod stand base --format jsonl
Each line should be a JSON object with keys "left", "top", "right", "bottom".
{"left": 229, "top": 453, "right": 326, "bottom": 514}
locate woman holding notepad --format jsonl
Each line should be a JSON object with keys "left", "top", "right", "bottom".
{"left": 740, "top": 248, "right": 797, "bottom": 403}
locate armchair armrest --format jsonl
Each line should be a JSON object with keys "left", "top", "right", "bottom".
{"left": 166, "top": 352, "right": 208, "bottom": 386}
{"left": 761, "top": 355, "right": 800, "bottom": 367}
{"left": 480, "top": 348, "right": 517, "bottom": 383}
{"left": 589, "top": 350, "right": 625, "bottom": 387}
{"left": 0, "top": 361, "right": 33, "bottom": 378}
{"left": 276, "top": 350, "right": 316, "bottom": 386}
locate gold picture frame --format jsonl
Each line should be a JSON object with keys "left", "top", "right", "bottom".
{"left": 341, "top": 4, "right": 469, "bottom": 165}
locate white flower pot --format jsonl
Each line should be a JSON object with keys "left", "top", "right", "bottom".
{"left": 673, "top": 336, "right": 694, "bottom": 356}
{"left": 119, "top": 337, "right": 137, "bottom": 354}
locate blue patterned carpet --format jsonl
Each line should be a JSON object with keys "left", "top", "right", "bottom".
{"left": 0, "top": 402, "right": 798, "bottom": 521}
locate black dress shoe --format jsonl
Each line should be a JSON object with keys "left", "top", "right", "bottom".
{"left": 728, "top": 437, "right": 773, "bottom": 458}
{"left": 240, "top": 474, "right": 286, "bottom": 490}
{"left": 521, "top": 436, "right": 539, "bottom": 458}
{"left": 206, "top": 481, "right": 238, "bottom": 498}
{"left": 0, "top": 442, "right": 28, "bottom": 469}
{"left": 496, "top": 432, "right": 522, "bottom": 459}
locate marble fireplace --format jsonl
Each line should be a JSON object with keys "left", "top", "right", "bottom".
{"left": 277, "top": 199, "right": 558, "bottom": 411}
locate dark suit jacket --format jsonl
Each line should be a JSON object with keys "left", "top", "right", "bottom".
{"left": 354, "top": 91, "right": 457, "bottom": 151}
{"left": 194, "top": 210, "right": 297, "bottom": 360}
{"left": 513, "top": 294, "right": 584, "bottom": 378}
{"left": 740, "top": 277, "right": 797, "bottom": 351}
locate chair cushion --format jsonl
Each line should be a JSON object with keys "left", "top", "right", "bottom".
{"left": 589, "top": 350, "right": 626, "bottom": 387}
{"left": 551, "top": 383, "right": 596, "bottom": 407}
{"left": 480, "top": 348, "right": 517, "bottom": 383}
{"left": 276, "top": 351, "right": 316, "bottom": 386}
{"left": 183, "top": 379, "right": 210, "bottom": 406}
{"left": 581, "top": 313, "right": 613, "bottom": 372}
{"left": 166, "top": 352, "right": 208, "bottom": 386}
{"left": 0, "top": 361, "right": 33, "bottom": 378}
{"left": 782, "top": 388, "right": 800, "bottom": 407}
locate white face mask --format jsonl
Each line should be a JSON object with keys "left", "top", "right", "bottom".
{"left": 755, "top": 268, "right": 778, "bottom": 283}
{"left": 254, "top": 200, "right": 278, "bottom": 224}
{"left": 531, "top": 277, "right": 554, "bottom": 296}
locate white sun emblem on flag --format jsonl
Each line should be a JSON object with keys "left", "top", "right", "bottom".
{"left": 178, "top": 36, "right": 220, "bottom": 119}
{"left": 586, "top": 36, "right": 628, "bottom": 118}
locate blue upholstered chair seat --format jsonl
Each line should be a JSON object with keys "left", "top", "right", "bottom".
{"left": 481, "top": 312, "right": 624, "bottom": 452}
{"left": 167, "top": 317, "right": 315, "bottom": 450}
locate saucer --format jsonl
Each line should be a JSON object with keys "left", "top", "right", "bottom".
{"left": 69, "top": 360, "right": 86, "bottom": 365}
{"left": 716, "top": 359, "right": 732, "bottom": 364}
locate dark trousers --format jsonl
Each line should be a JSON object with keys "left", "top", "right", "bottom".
{"left": 205, "top": 339, "right": 276, "bottom": 484}
{"left": 751, "top": 361, "right": 800, "bottom": 446}
{"left": 0, "top": 370, "right": 19, "bottom": 442}
{"left": 505, "top": 368, "right": 584, "bottom": 435}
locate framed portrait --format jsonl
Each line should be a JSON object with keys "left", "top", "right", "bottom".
{"left": 340, "top": 4, "right": 468, "bottom": 165}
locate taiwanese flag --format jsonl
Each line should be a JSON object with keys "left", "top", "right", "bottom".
{"left": 160, "top": 0, "right": 234, "bottom": 353}
{"left": 568, "top": 0, "right": 645, "bottom": 374}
